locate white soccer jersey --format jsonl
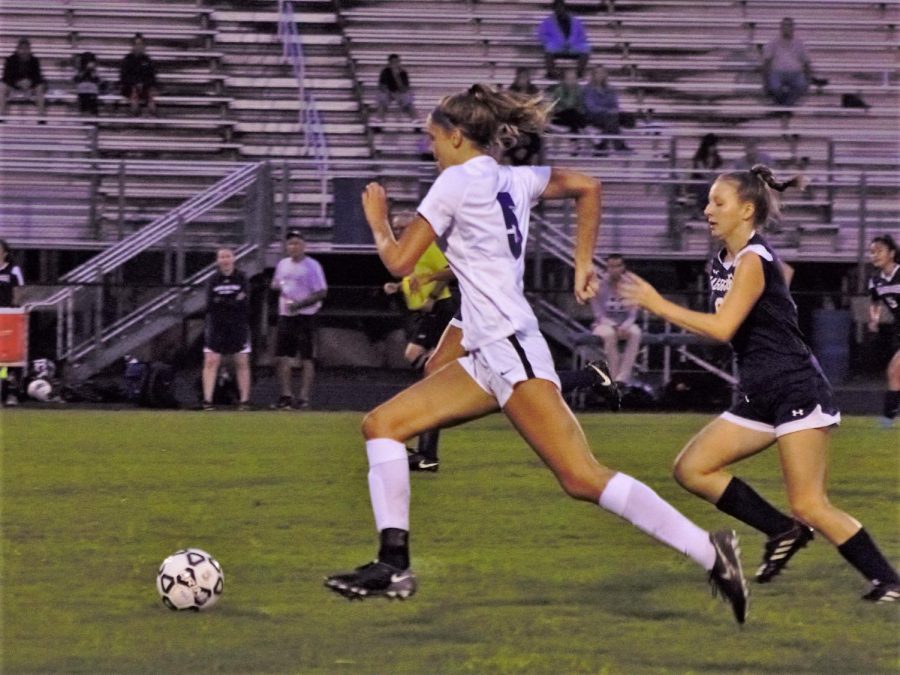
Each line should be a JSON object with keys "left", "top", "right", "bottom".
{"left": 417, "top": 155, "right": 550, "bottom": 350}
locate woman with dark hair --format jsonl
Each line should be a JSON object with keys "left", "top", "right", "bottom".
{"left": 621, "top": 165, "right": 899, "bottom": 603}
{"left": 324, "top": 84, "right": 749, "bottom": 624}
{"left": 867, "top": 234, "right": 900, "bottom": 428}
{"left": 688, "top": 133, "right": 723, "bottom": 216}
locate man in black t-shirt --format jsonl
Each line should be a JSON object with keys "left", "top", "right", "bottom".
{"left": 201, "top": 248, "right": 251, "bottom": 410}
{"left": 0, "top": 37, "right": 46, "bottom": 117}
{"left": 119, "top": 33, "right": 158, "bottom": 116}
{"left": 375, "top": 54, "right": 416, "bottom": 123}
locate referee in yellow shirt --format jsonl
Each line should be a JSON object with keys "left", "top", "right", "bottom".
{"left": 384, "top": 214, "right": 457, "bottom": 471}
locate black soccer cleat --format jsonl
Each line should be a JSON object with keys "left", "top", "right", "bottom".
{"left": 584, "top": 360, "right": 622, "bottom": 411}
{"left": 408, "top": 452, "right": 440, "bottom": 473}
{"left": 862, "top": 580, "right": 900, "bottom": 603}
{"left": 708, "top": 529, "right": 750, "bottom": 625}
{"left": 756, "top": 521, "right": 814, "bottom": 583}
{"left": 272, "top": 395, "right": 293, "bottom": 410}
{"left": 324, "top": 560, "right": 417, "bottom": 601}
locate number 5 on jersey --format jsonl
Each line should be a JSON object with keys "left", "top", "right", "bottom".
{"left": 497, "top": 192, "right": 523, "bottom": 259}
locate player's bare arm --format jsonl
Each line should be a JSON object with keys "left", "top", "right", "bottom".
{"left": 541, "top": 168, "right": 602, "bottom": 304}
{"left": 620, "top": 253, "right": 764, "bottom": 343}
{"left": 362, "top": 182, "right": 435, "bottom": 277}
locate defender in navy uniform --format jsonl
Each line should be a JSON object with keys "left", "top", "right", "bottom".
{"left": 866, "top": 234, "right": 900, "bottom": 428}
{"left": 202, "top": 247, "right": 251, "bottom": 410}
{"left": 622, "top": 165, "right": 899, "bottom": 603}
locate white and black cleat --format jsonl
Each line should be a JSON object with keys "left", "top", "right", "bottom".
{"left": 584, "top": 360, "right": 622, "bottom": 411}
{"left": 756, "top": 521, "right": 814, "bottom": 583}
{"left": 325, "top": 560, "right": 417, "bottom": 601}
{"left": 862, "top": 580, "right": 900, "bottom": 603}
{"left": 709, "top": 529, "right": 750, "bottom": 625}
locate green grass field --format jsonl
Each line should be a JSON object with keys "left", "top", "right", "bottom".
{"left": 2, "top": 410, "right": 897, "bottom": 674}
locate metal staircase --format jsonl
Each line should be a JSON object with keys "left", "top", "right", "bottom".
{"left": 529, "top": 213, "right": 605, "bottom": 354}
{"left": 27, "top": 162, "right": 274, "bottom": 381}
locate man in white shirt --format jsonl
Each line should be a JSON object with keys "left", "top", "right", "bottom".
{"left": 270, "top": 231, "right": 327, "bottom": 409}
{"left": 590, "top": 254, "right": 641, "bottom": 385}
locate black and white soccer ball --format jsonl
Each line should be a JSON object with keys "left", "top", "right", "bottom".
{"left": 156, "top": 548, "right": 224, "bottom": 611}
{"left": 26, "top": 378, "right": 53, "bottom": 402}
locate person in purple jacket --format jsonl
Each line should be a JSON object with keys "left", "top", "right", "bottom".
{"left": 537, "top": 0, "right": 590, "bottom": 78}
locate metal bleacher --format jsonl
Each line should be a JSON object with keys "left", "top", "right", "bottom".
{"left": 337, "top": 0, "right": 898, "bottom": 261}
{"left": 1, "top": 0, "right": 897, "bottom": 261}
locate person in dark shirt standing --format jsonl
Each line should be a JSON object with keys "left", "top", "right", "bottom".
{"left": 867, "top": 234, "right": 900, "bottom": 428}
{"left": 375, "top": 54, "right": 416, "bottom": 123}
{"left": 0, "top": 37, "right": 46, "bottom": 118}
{"left": 202, "top": 248, "right": 251, "bottom": 410}
{"left": 0, "top": 239, "right": 25, "bottom": 406}
{"left": 0, "top": 239, "right": 23, "bottom": 308}
{"left": 120, "top": 33, "right": 158, "bottom": 116}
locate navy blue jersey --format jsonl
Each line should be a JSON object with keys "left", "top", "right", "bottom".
{"left": 206, "top": 270, "right": 249, "bottom": 332}
{"left": 868, "top": 265, "right": 900, "bottom": 334}
{"left": 709, "top": 233, "right": 814, "bottom": 393}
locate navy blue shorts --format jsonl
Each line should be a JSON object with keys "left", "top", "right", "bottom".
{"left": 723, "top": 370, "right": 841, "bottom": 438}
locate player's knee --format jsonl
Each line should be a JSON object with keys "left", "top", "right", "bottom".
{"left": 361, "top": 407, "right": 399, "bottom": 440}
{"left": 556, "top": 470, "right": 603, "bottom": 502}
{"left": 787, "top": 494, "right": 827, "bottom": 527}
{"left": 672, "top": 450, "right": 705, "bottom": 493}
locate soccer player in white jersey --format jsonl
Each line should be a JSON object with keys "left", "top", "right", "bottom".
{"left": 325, "top": 84, "right": 750, "bottom": 623}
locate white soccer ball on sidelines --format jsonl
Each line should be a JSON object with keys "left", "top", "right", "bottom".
{"left": 156, "top": 548, "right": 224, "bottom": 611}
{"left": 26, "top": 378, "right": 53, "bottom": 402}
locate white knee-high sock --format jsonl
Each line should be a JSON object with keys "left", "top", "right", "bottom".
{"left": 599, "top": 472, "right": 716, "bottom": 570}
{"left": 366, "top": 438, "right": 410, "bottom": 532}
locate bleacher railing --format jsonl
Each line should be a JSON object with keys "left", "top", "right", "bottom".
{"left": 25, "top": 162, "right": 274, "bottom": 378}
{"left": 277, "top": 0, "right": 329, "bottom": 220}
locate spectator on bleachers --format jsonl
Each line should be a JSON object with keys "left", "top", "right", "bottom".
{"left": 547, "top": 70, "right": 585, "bottom": 134}
{"left": 537, "top": 0, "right": 590, "bottom": 79}
{"left": 120, "top": 34, "right": 158, "bottom": 116}
{"left": 375, "top": 54, "right": 416, "bottom": 124}
{"left": 505, "top": 68, "right": 542, "bottom": 165}
{"left": 509, "top": 67, "right": 539, "bottom": 97}
{"left": 762, "top": 18, "right": 815, "bottom": 106}
{"left": 73, "top": 51, "right": 105, "bottom": 117}
{"left": 688, "top": 133, "right": 723, "bottom": 215}
{"left": 732, "top": 138, "right": 775, "bottom": 171}
{"left": 582, "top": 66, "right": 630, "bottom": 153}
{"left": 590, "top": 254, "right": 641, "bottom": 385}
{"left": 0, "top": 38, "right": 47, "bottom": 119}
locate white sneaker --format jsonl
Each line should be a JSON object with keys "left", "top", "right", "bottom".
{"left": 5, "top": 394, "right": 19, "bottom": 406}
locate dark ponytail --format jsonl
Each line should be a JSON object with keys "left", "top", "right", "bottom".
{"left": 719, "top": 164, "right": 805, "bottom": 228}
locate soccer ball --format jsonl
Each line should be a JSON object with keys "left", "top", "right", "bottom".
{"left": 26, "top": 378, "right": 52, "bottom": 402}
{"left": 156, "top": 548, "right": 224, "bottom": 611}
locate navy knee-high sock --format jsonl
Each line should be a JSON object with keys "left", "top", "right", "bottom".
{"left": 715, "top": 477, "right": 794, "bottom": 537}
